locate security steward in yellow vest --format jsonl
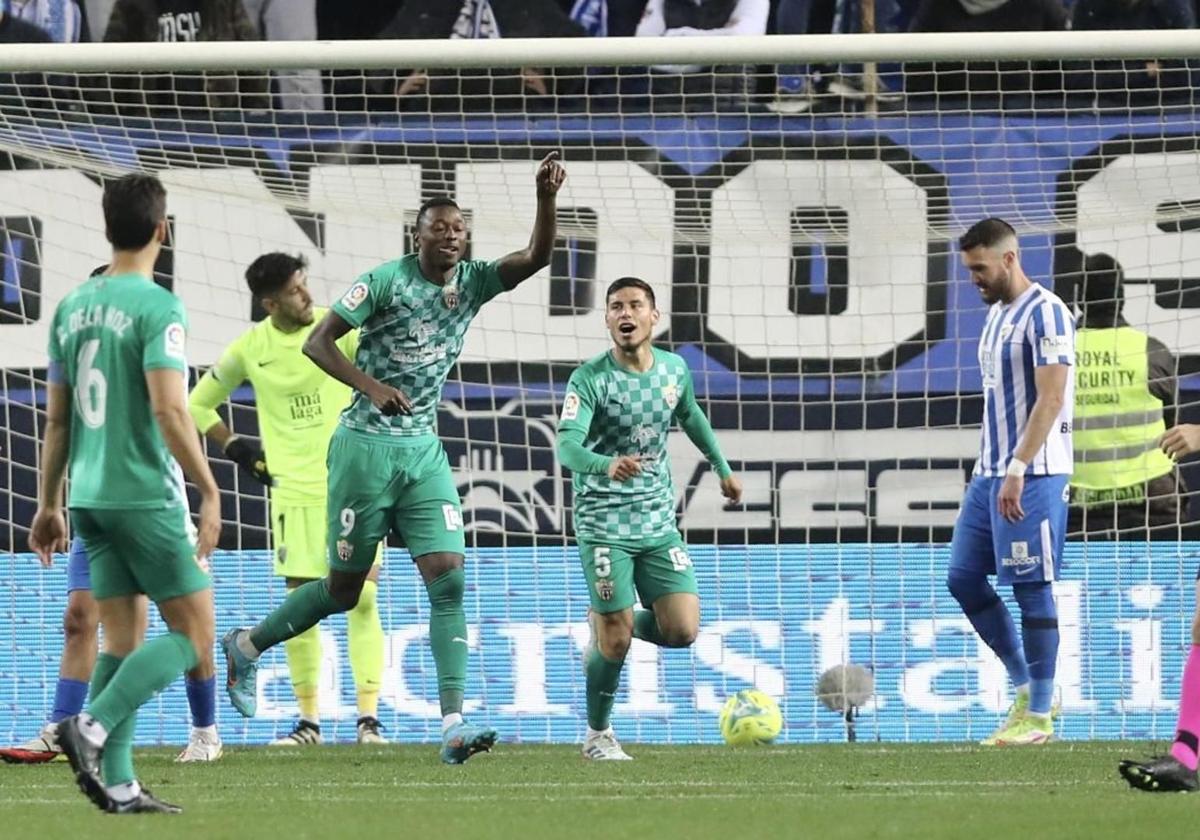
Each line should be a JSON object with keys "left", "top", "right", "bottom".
{"left": 1069, "top": 254, "right": 1182, "bottom": 537}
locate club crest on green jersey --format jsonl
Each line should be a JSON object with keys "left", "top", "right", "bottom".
{"left": 663, "top": 382, "right": 678, "bottom": 409}
{"left": 442, "top": 283, "right": 460, "bottom": 310}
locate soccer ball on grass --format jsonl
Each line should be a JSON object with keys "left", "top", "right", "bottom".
{"left": 718, "top": 689, "right": 782, "bottom": 746}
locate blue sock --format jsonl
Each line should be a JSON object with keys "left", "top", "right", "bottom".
{"left": 185, "top": 675, "right": 217, "bottom": 728}
{"left": 49, "top": 677, "right": 89, "bottom": 723}
{"left": 947, "top": 568, "right": 1029, "bottom": 688}
{"left": 1013, "top": 583, "right": 1058, "bottom": 716}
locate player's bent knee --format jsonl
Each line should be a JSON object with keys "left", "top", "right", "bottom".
{"left": 62, "top": 602, "right": 98, "bottom": 645}
{"left": 661, "top": 624, "right": 699, "bottom": 648}
{"left": 327, "top": 573, "right": 366, "bottom": 611}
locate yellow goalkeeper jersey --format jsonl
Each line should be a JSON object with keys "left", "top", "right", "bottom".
{"left": 189, "top": 307, "right": 357, "bottom": 505}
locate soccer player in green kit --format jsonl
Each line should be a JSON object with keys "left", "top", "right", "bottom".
{"left": 557, "top": 277, "right": 742, "bottom": 760}
{"left": 31, "top": 173, "right": 221, "bottom": 813}
{"left": 189, "top": 253, "right": 387, "bottom": 746}
{"left": 224, "top": 151, "right": 567, "bottom": 763}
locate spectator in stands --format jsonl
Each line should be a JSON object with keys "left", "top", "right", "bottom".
{"left": 241, "top": 0, "right": 324, "bottom": 112}
{"left": 7, "top": 0, "right": 86, "bottom": 41}
{"left": 1069, "top": 253, "right": 1186, "bottom": 539}
{"left": 0, "top": 5, "right": 53, "bottom": 117}
{"left": 82, "top": 0, "right": 112, "bottom": 39}
{"left": 101, "top": 0, "right": 269, "bottom": 114}
{"left": 367, "top": 0, "right": 584, "bottom": 113}
{"left": 1071, "top": 0, "right": 1196, "bottom": 110}
{"left": 0, "top": 2, "right": 51, "bottom": 40}
{"left": 634, "top": 0, "right": 770, "bottom": 111}
{"left": 770, "top": 0, "right": 901, "bottom": 113}
{"left": 906, "top": 0, "right": 1067, "bottom": 107}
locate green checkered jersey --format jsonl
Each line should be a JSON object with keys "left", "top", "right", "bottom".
{"left": 48, "top": 272, "right": 189, "bottom": 509}
{"left": 331, "top": 254, "right": 505, "bottom": 437}
{"left": 557, "top": 347, "right": 732, "bottom": 542}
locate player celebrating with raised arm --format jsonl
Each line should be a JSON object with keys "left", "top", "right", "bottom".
{"left": 223, "top": 151, "right": 567, "bottom": 763}
{"left": 189, "top": 253, "right": 387, "bottom": 746}
{"left": 31, "top": 173, "right": 220, "bottom": 813}
{"left": 950, "top": 218, "right": 1074, "bottom": 747}
{"left": 557, "top": 277, "right": 742, "bottom": 760}
{"left": 1120, "top": 424, "right": 1200, "bottom": 791}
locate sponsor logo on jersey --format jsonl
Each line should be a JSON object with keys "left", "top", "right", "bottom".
{"left": 561, "top": 392, "right": 580, "bottom": 421}
{"left": 341, "top": 282, "right": 369, "bottom": 311}
{"left": 1040, "top": 335, "right": 1071, "bottom": 356}
{"left": 164, "top": 322, "right": 186, "bottom": 360}
{"left": 663, "top": 382, "right": 678, "bottom": 409}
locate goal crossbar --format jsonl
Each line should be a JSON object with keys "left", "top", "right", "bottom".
{"left": 2, "top": 30, "right": 1200, "bottom": 74}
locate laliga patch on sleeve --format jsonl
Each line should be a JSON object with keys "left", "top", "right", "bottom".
{"left": 340, "top": 282, "right": 369, "bottom": 311}
{"left": 164, "top": 322, "right": 186, "bottom": 360}
{"left": 561, "top": 392, "right": 580, "bottom": 421}
{"left": 1039, "top": 335, "right": 1071, "bottom": 356}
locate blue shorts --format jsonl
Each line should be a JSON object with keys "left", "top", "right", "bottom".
{"left": 950, "top": 474, "right": 1069, "bottom": 585}
{"left": 66, "top": 536, "right": 91, "bottom": 593}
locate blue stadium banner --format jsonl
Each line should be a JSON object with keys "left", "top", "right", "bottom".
{"left": 2, "top": 543, "right": 1196, "bottom": 745}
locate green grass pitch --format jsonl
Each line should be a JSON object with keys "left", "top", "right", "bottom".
{"left": 1, "top": 742, "right": 1195, "bottom": 839}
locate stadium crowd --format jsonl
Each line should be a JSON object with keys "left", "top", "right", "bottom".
{"left": 2, "top": 0, "right": 1198, "bottom": 114}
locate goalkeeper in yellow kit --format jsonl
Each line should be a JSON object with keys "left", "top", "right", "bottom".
{"left": 189, "top": 253, "right": 386, "bottom": 745}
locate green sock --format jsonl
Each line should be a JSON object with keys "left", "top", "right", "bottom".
{"left": 585, "top": 647, "right": 625, "bottom": 731}
{"left": 425, "top": 568, "right": 467, "bottom": 716}
{"left": 88, "top": 632, "right": 198, "bottom": 735}
{"left": 632, "top": 610, "right": 667, "bottom": 646}
{"left": 88, "top": 653, "right": 134, "bottom": 787}
{"left": 250, "top": 578, "right": 341, "bottom": 652}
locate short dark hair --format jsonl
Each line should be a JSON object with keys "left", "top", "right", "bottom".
{"left": 1078, "top": 252, "right": 1124, "bottom": 315}
{"left": 605, "top": 277, "right": 656, "bottom": 309}
{"left": 89, "top": 264, "right": 108, "bottom": 277}
{"left": 245, "top": 252, "right": 307, "bottom": 299}
{"left": 102, "top": 173, "right": 166, "bottom": 251}
{"left": 959, "top": 218, "right": 1018, "bottom": 252}
{"left": 416, "top": 196, "right": 461, "bottom": 228}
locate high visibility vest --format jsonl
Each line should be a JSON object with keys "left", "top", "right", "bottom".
{"left": 1071, "top": 326, "right": 1173, "bottom": 492}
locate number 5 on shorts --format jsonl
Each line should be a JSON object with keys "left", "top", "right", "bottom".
{"left": 594, "top": 546, "right": 611, "bottom": 578}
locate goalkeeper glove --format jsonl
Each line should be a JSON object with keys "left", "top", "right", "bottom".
{"left": 223, "top": 435, "right": 274, "bottom": 486}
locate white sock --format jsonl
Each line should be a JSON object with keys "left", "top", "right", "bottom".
{"left": 106, "top": 780, "right": 141, "bottom": 803}
{"left": 442, "top": 713, "right": 463, "bottom": 732}
{"left": 235, "top": 631, "right": 261, "bottom": 661}
{"left": 192, "top": 724, "right": 218, "bottom": 739}
{"left": 586, "top": 726, "right": 611, "bottom": 739}
{"left": 77, "top": 713, "right": 109, "bottom": 747}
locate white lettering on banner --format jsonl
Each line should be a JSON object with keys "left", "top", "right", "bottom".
{"left": 693, "top": 620, "right": 785, "bottom": 712}
{"left": 901, "top": 617, "right": 1010, "bottom": 714}
{"left": 1114, "top": 584, "right": 1176, "bottom": 712}
{"left": 379, "top": 625, "right": 482, "bottom": 716}
{"left": 672, "top": 428, "right": 979, "bottom": 532}
{"left": 803, "top": 598, "right": 887, "bottom": 711}
{"left": 1075, "top": 151, "right": 1200, "bottom": 359}
{"left": 224, "top": 584, "right": 1172, "bottom": 722}
{"left": 498, "top": 624, "right": 573, "bottom": 714}
{"left": 707, "top": 159, "right": 930, "bottom": 362}
{"left": 455, "top": 161, "right": 674, "bottom": 364}
{"left": 1054, "top": 581, "right": 1097, "bottom": 711}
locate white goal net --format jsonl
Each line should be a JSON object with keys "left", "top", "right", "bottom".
{"left": 1, "top": 33, "right": 1199, "bottom": 746}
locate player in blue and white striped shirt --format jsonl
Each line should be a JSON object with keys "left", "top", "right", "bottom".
{"left": 949, "top": 218, "right": 1074, "bottom": 746}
